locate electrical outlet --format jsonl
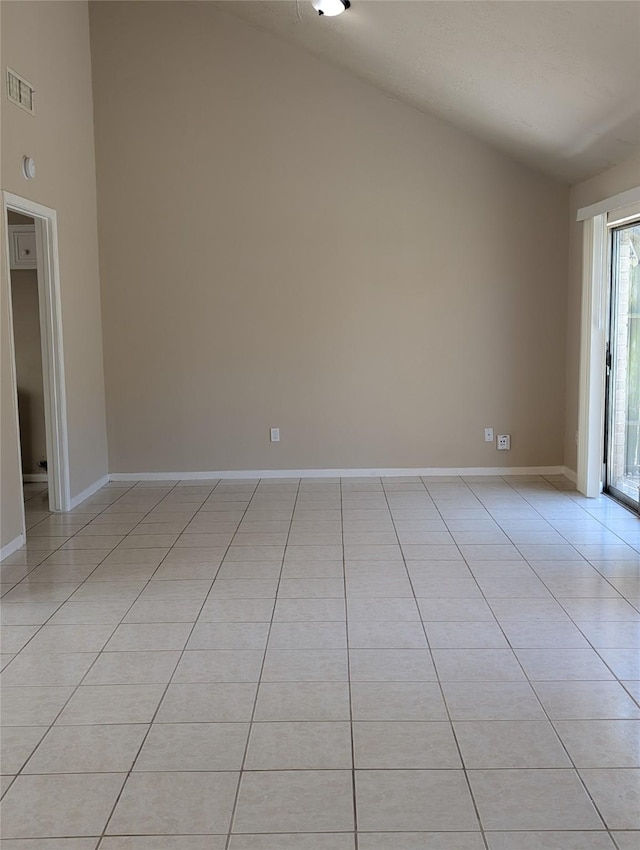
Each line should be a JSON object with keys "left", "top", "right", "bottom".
{"left": 270, "top": 428, "right": 280, "bottom": 443}
{"left": 484, "top": 428, "right": 494, "bottom": 443}
{"left": 497, "top": 434, "right": 511, "bottom": 451}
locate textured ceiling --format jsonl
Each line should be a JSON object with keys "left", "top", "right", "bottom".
{"left": 213, "top": 0, "right": 640, "bottom": 184}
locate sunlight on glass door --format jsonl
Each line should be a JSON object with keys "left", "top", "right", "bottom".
{"left": 606, "top": 221, "right": 640, "bottom": 512}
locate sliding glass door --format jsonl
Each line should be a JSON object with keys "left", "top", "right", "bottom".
{"left": 605, "top": 220, "right": 640, "bottom": 513}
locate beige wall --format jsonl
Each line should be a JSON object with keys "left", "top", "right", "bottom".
{"left": 90, "top": 1, "right": 569, "bottom": 474}
{"left": 11, "top": 267, "right": 47, "bottom": 475}
{"left": 564, "top": 150, "right": 640, "bottom": 474}
{"left": 1, "top": 1, "right": 108, "bottom": 546}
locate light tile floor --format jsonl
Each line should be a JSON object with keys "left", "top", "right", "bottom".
{"left": 1, "top": 475, "right": 639, "bottom": 849}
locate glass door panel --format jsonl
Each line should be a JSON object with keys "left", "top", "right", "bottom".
{"left": 606, "top": 221, "right": 640, "bottom": 512}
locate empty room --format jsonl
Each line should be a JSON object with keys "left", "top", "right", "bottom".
{"left": 1, "top": 0, "right": 639, "bottom": 847}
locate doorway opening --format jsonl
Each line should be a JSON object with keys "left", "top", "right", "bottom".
{"left": 604, "top": 218, "right": 640, "bottom": 514}
{"left": 9, "top": 211, "right": 48, "bottom": 483}
{"left": 4, "top": 192, "right": 71, "bottom": 520}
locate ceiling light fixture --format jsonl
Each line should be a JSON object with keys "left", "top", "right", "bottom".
{"left": 312, "top": 0, "right": 350, "bottom": 16}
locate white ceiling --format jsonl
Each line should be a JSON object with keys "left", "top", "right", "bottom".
{"left": 213, "top": 0, "right": 640, "bottom": 184}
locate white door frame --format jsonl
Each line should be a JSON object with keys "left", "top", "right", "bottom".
{"left": 576, "top": 186, "right": 640, "bottom": 497}
{"left": 3, "top": 191, "right": 71, "bottom": 513}
{"left": 576, "top": 214, "right": 608, "bottom": 497}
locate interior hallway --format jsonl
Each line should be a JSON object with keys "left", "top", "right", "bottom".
{"left": 1, "top": 474, "right": 639, "bottom": 848}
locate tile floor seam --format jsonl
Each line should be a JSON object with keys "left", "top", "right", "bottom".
{"left": 224, "top": 476, "right": 301, "bottom": 849}
{"left": 2, "top": 480, "right": 181, "bottom": 793}
{"left": 382, "top": 475, "right": 492, "bottom": 850}
{"left": 0, "top": 481, "right": 140, "bottom": 606}
{"left": 342, "top": 476, "right": 360, "bottom": 850}
{"left": 7, "top": 480, "right": 191, "bottom": 828}
{"left": 490, "top": 480, "right": 638, "bottom": 847}
{"left": 5, "top": 481, "right": 140, "bottom": 579}
{"left": 2, "top": 475, "right": 638, "bottom": 847}
{"left": 94, "top": 476, "right": 257, "bottom": 848}
{"left": 428, "top": 476, "right": 634, "bottom": 845}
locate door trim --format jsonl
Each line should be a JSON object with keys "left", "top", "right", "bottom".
{"left": 3, "top": 191, "right": 71, "bottom": 514}
{"left": 577, "top": 214, "right": 609, "bottom": 497}
{"left": 604, "top": 219, "right": 640, "bottom": 513}
{"left": 576, "top": 186, "right": 640, "bottom": 498}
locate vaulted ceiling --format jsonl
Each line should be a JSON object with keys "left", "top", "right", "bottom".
{"left": 214, "top": 0, "right": 640, "bottom": 184}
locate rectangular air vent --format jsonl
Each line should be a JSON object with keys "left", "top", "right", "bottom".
{"left": 6, "top": 67, "right": 34, "bottom": 114}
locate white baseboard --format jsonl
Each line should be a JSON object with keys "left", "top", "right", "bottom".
{"left": 110, "top": 465, "right": 568, "bottom": 481}
{"left": 69, "top": 474, "right": 110, "bottom": 509}
{"left": 23, "top": 474, "right": 48, "bottom": 483}
{"left": 562, "top": 466, "right": 577, "bottom": 483}
{"left": 0, "top": 533, "right": 26, "bottom": 560}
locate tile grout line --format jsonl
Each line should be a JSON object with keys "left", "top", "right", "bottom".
{"left": 224, "top": 477, "right": 302, "bottom": 849}
{"left": 496, "top": 479, "right": 640, "bottom": 683}
{"left": 2, "top": 480, "right": 139, "bottom": 589}
{"left": 5, "top": 480, "right": 221, "bottom": 821}
{"left": 442, "top": 476, "right": 622, "bottom": 842}
{"left": 411, "top": 476, "right": 492, "bottom": 850}
{"left": 418, "top": 476, "right": 635, "bottom": 844}
{"left": 458, "top": 478, "right": 640, "bottom": 692}
{"left": 94, "top": 477, "right": 259, "bottom": 847}
{"left": 1, "top": 481, "right": 138, "bottom": 601}
{"left": 494, "top": 478, "right": 634, "bottom": 843}
{"left": 504, "top": 480, "right": 638, "bottom": 610}
{"left": 1, "top": 475, "right": 637, "bottom": 843}
{"left": 7, "top": 479, "right": 189, "bottom": 798}
{"left": 0, "top": 481, "right": 159, "bottom": 792}
{"left": 342, "top": 476, "right": 359, "bottom": 848}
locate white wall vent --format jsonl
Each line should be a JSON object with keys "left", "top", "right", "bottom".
{"left": 6, "top": 67, "right": 34, "bottom": 114}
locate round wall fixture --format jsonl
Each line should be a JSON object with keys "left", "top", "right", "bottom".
{"left": 22, "top": 156, "right": 36, "bottom": 180}
{"left": 312, "top": 0, "right": 350, "bottom": 16}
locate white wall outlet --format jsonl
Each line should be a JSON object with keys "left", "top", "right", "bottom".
{"left": 270, "top": 428, "right": 280, "bottom": 443}
{"left": 484, "top": 428, "right": 494, "bottom": 443}
{"left": 497, "top": 434, "right": 511, "bottom": 451}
